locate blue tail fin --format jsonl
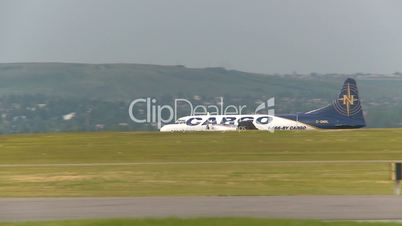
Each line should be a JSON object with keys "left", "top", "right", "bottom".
{"left": 304, "top": 78, "right": 366, "bottom": 128}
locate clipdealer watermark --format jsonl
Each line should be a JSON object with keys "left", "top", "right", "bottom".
{"left": 129, "top": 97, "right": 275, "bottom": 128}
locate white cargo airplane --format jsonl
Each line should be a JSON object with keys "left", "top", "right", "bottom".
{"left": 160, "top": 78, "right": 365, "bottom": 132}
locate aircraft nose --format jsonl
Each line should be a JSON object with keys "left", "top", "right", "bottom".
{"left": 160, "top": 125, "right": 170, "bottom": 132}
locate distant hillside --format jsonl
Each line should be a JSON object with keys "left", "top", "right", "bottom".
{"left": 0, "top": 63, "right": 339, "bottom": 101}
{"left": 0, "top": 63, "right": 401, "bottom": 133}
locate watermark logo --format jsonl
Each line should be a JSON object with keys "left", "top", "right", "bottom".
{"left": 128, "top": 97, "right": 275, "bottom": 128}
{"left": 255, "top": 98, "right": 275, "bottom": 115}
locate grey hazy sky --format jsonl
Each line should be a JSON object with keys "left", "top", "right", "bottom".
{"left": 0, "top": 0, "right": 401, "bottom": 74}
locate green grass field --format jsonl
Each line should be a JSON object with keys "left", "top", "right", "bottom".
{"left": 1, "top": 129, "right": 402, "bottom": 197}
{"left": 1, "top": 218, "right": 402, "bottom": 226}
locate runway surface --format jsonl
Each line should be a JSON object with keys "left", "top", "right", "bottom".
{"left": 2, "top": 196, "right": 402, "bottom": 221}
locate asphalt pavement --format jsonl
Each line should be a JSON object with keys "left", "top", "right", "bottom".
{"left": 2, "top": 196, "right": 402, "bottom": 221}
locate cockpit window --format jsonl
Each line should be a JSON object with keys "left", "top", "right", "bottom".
{"left": 175, "top": 120, "right": 186, "bottom": 124}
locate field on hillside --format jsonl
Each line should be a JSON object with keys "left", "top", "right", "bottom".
{"left": 0, "top": 129, "right": 402, "bottom": 197}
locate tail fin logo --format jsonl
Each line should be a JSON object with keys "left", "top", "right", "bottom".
{"left": 333, "top": 81, "right": 362, "bottom": 117}
{"left": 339, "top": 83, "right": 358, "bottom": 116}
